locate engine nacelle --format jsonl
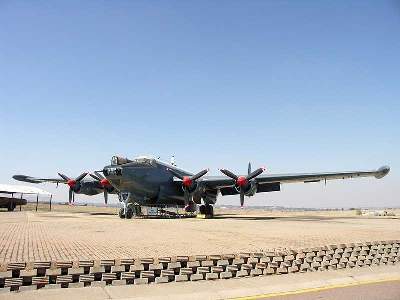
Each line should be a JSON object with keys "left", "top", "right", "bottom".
{"left": 235, "top": 180, "right": 257, "bottom": 197}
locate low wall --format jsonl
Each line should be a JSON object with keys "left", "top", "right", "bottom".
{"left": 0, "top": 240, "right": 399, "bottom": 292}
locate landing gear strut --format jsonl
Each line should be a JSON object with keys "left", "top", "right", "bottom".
{"left": 199, "top": 204, "right": 214, "bottom": 217}
{"left": 119, "top": 204, "right": 142, "bottom": 219}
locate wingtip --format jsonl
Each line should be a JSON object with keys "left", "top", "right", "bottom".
{"left": 375, "top": 165, "right": 390, "bottom": 179}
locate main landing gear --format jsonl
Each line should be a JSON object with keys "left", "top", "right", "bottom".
{"left": 119, "top": 204, "right": 142, "bottom": 219}
{"left": 199, "top": 204, "right": 214, "bottom": 217}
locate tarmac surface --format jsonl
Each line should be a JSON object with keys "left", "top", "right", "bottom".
{"left": 267, "top": 280, "right": 400, "bottom": 300}
{"left": 0, "top": 206, "right": 399, "bottom": 262}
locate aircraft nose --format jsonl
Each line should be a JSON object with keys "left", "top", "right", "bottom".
{"left": 103, "top": 166, "right": 122, "bottom": 177}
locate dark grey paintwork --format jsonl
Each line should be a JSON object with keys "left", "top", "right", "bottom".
{"left": 102, "top": 155, "right": 390, "bottom": 208}
{"left": 12, "top": 156, "right": 390, "bottom": 210}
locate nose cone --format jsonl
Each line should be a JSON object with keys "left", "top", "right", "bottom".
{"left": 237, "top": 176, "right": 248, "bottom": 187}
{"left": 375, "top": 166, "right": 390, "bottom": 179}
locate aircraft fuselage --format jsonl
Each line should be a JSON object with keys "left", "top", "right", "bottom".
{"left": 103, "top": 157, "right": 201, "bottom": 206}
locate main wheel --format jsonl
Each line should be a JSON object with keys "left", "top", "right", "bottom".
{"left": 205, "top": 204, "right": 214, "bottom": 216}
{"left": 126, "top": 207, "right": 134, "bottom": 219}
{"left": 133, "top": 205, "right": 142, "bottom": 216}
{"left": 199, "top": 205, "right": 206, "bottom": 215}
{"left": 118, "top": 208, "right": 125, "bottom": 219}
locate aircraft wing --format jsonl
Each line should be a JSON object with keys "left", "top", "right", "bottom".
{"left": 200, "top": 166, "right": 390, "bottom": 195}
{"left": 12, "top": 175, "right": 65, "bottom": 184}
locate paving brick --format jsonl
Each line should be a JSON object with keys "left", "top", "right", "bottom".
{"left": 91, "top": 281, "right": 106, "bottom": 287}
{"left": 220, "top": 271, "right": 233, "bottom": 279}
{"left": 134, "top": 278, "right": 148, "bottom": 285}
{"left": 197, "top": 267, "right": 210, "bottom": 274}
{"left": 155, "top": 276, "right": 169, "bottom": 284}
{"left": 69, "top": 282, "right": 85, "bottom": 288}
{"left": 217, "top": 260, "right": 229, "bottom": 267}
{"left": 190, "top": 274, "right": 204, "bottom": 281}
{"left": 180, "top": 268, "right": 193, "bottom": 275}
{"left": 250, "top": 269, "right": 262, "bottom": 276}
{"left": 205, "top": 273, "right": 218, "bottom": 280}
{"left": 236, "top": 270, "right": 248, "bottom": 277}
{"left": 175, "top": 275, "right": 188, "bottom": 282}
{"left": 201, "top": 260, "right": 214, "bottom": 267}
{"left": 264, "top": 267, "right": 275, "bottom": 275}
{"left": 187, "top": 261, "right": 200, "bottom": 268}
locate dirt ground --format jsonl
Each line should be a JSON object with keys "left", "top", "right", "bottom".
{"left": 0, "top": 204, "right": 399, "bottom": 263}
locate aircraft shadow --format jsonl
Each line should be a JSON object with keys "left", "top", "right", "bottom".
{"left": 88, "top": 212, "right": 117, "bottom": 216}
{"left": 213, "top": 214, "right": 278, "bottom": 221}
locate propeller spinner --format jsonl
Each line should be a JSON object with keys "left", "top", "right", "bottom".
{"left": 220, "top": 163, "right": 265, "bottom": 208}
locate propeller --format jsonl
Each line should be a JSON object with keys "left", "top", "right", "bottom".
{"left": 167, "top": 168, "right": 209, "bottom": 209}
{"left": 220, "top": 162, "right": 265, "bottom": 208}
{"left": 89, "top": 171, "right": 114, "bottom": 204}
{"left": 58, "top": 172, "right": 88, "bottom": 204}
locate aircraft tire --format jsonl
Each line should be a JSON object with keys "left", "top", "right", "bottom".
{"left": 125, "top": 207, "right": 134, "bottom": 219}
{"left": 205, "top": 204, "right": 214, "bottom": 216}
{"left": 118, "top": 208, "right": 125, "bottom": 219}
{"left": 199, "top": 205, "right": 206, "bottom": 215}
{"left": 7, "top": 202, "right": 15, "bottom": 212}
{"left": 133, "top": 205, "right": 142, "bottom": 216}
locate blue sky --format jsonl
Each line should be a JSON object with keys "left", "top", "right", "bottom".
{"left": 0, "top": 1, "right": 399, "bottom": 207}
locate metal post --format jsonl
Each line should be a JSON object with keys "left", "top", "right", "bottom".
{"left": 49, "top": 194, "right": 52, "bottom": 211}
{"left": 20, "top": 193, "right": 23, "bottom": 211}
{"left": 36, "top": 194, "right": 39, "bottom": 212}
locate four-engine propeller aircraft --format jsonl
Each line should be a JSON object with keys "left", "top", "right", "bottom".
{"left": 100, "top": 155, "right": 390, "bottom": 219}
{"left": 13, "top": 172, "right": 116, "bottom": 204}
{"left": 13, "top": 155, "right": 390, "bottom": 218}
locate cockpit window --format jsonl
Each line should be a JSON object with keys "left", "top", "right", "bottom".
{"left": 111, "top": 156, "right": 119, "bottom": 166}
{"left": 111, "top": 156, "right": 132, "bottom": 166}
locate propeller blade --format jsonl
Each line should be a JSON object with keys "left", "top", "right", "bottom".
{"left": 167, "top": 168, "right": 184, "bottom": 180}
{"left": 240, "top": 192, "right": 245, "bottom": 208}
{"left": 75, "top": 172, "right": 88, "bottom": 182}
{"left": 220, "top": 169, "right": 239, "bottom": 180}
{"left": 94, "top": 171, "right": 105, "bottom": 180}
{"left": 183, "top": 191, "right": 190, "bottom": 206}
{"left": 68, "top": 188, "right": 73, "bottom": 204}
{"left": 58, "top": 173, "right": 70, "bottom": 181}
{"left": 104, "top": 190, "right": 108, "bottom": 204}
{"left": 248, "top": 162, "right": 251, "bottom": 175}
{"left": 89, "top": 173, "right": 102, "bottom": 181}
{"left": 246, "top": 167, "right": 264, "bottom": 181}
{"left": 190, "top": 169, "right": 209, "bottom": 181}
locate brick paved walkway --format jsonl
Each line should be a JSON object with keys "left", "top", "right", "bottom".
{"left": 0, "top": 210, "right": 399, "bottom": 263}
